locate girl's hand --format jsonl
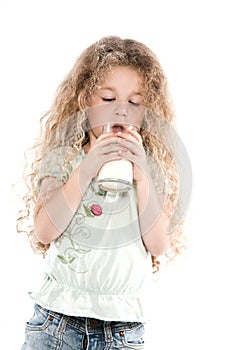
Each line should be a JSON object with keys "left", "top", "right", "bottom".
{"left": 79, "top": 132, "right": 127, "bottom": 183}
{"left": 116, "top": 130, "right": 150, "bottom": 182}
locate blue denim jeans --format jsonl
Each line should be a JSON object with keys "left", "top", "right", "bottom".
{"left": 22, "top": 304, "right": 145, "bottom": 349}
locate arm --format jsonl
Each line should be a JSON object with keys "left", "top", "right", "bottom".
{"left": 117, "top": 131, "right": 170, "bottom": 256}
{"left": 135, "top": 171, "right": 170, "bottom": 256}
{"left": 34, "top": 166, "right": 90, "bottom": 244}
{"left": 34, "top": 133, "right": 126, "bottom": 244}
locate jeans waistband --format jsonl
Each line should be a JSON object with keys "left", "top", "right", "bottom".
{"left": 38, "top": 304, "right": 142, "bottom": 334}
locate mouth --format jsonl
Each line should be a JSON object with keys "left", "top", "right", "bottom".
{"left": 112, "top": 124, "right": 125, "bottom": 133}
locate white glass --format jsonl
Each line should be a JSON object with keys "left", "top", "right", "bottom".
{"left": 98, "top": 123, "right": 134, "bottom": 192}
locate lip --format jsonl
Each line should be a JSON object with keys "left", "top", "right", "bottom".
{"left": 112, "top": 124, "right": 125, "bottom": 133}
{"left": 103, "top": 123, "right": 138, "bottom": 134}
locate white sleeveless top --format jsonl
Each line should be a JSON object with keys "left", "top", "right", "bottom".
{"left": 29, "top": 148, "right": 158, "bottom": 322}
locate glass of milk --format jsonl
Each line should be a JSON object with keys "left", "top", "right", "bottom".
{"left": 98, "top": 123, "right": 134, "bottom": 192}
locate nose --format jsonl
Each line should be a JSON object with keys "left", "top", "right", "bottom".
{"left": 113, "top": 103, "right": 128, "bottom": 118}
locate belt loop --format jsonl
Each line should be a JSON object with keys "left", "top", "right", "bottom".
{"left": 104, "top": 321, "right": 113, "bottom": 343}
{"left": 85, "top": 317, "right": 90, "bottom": 349}
{"left": 58, "top": 314, "right": 69, "bottom": 335}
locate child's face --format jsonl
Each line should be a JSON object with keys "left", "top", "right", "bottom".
{"left": 88, "top": 66, "right": 145, "bottom": 140}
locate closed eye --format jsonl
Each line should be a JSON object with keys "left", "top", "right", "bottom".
{"left": 129, "top": 100, "right": 140, "bottom": 107}
{"left": 101, "top": 98, "right": 140, "bottom": 106}
{"left": 102, "top": 98, "right": 116, "bottom": 102}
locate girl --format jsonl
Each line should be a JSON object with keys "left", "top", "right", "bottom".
{"left": 18, "top": 36, "right": 186, "bottom": 349}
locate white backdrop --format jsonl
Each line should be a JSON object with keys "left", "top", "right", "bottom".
{"left": 1, "top": 0, "right": 232, "bottom": 349}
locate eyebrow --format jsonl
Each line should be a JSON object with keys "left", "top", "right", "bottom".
{"left": 99, "top": 87, "right": 143, "bottom": 96}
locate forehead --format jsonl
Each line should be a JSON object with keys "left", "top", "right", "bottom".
{"left": 100, "top": 66, "right": 143, "bottom": 91}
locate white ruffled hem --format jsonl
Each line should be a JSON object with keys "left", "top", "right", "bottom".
{"left": 28, "top": 275, "right": 150, "bottom": 322}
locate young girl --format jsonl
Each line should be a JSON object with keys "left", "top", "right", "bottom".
{"left": 18, "top": 36, "right": 186, "bottom": 349}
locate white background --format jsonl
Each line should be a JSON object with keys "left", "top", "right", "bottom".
{"left": 1, "top": 0, "right": 232, "bottom": 349}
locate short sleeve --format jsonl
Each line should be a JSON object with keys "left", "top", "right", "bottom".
{"left": 38, "top": 146, "right": 82, "bottom": 185}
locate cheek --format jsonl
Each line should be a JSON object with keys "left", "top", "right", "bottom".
{"left": 128, "top": 109, "right": 145, "bottom": 129}
{"left": 88, "top": 107, "right": 107, "bottom": 132}
{"left": 88, "top": 103, "right": 115, "bottom": 133}
{"left": 88, "top": 94, "right": 101, "bottom": 107}
{"left": 138, "top": 114, "right": 144, "bottom": 127}
{"left": 91, "top": 125, "right": 103, "bottom": 138}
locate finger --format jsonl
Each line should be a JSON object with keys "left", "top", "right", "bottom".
{"left": 113, "top": 137, "right": 144, "bottom": 156}
{"left": 100, "top": 151, "right": 123, "bottom": 163}
{"left": 128, "top": 129, "right": 143, "bottom": 144}
{"left": 102, "top": 143, "right": 128, "bottom": 155}
{"left": 96, "top": 132, "right": 119, "bottom": 143}
{"left": 89, "top": 141, "right": 127, "bottom": 160}
{"left": 117, "top": 129, "right": 142, "bottom": 144}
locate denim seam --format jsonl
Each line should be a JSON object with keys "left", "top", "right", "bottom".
{"left": 55, "top": 315, "right": 69, "bottom": 350}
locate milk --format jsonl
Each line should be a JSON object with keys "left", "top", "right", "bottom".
{"left": 97, "top": 122, "right": 134, "bottom": 192}
{"left": 98, "top": 159, "right": 133, "bottom": 192}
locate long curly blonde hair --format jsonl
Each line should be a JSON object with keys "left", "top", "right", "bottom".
{"left": 17, "top": 36, "right": 186, "bottom": 273}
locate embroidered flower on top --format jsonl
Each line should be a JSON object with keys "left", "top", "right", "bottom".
{"left": 90, "top": 204, "right": 102, "bottom": 216}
